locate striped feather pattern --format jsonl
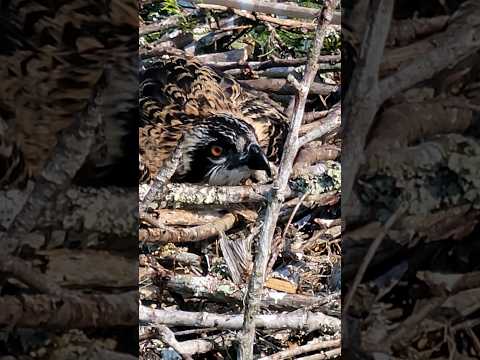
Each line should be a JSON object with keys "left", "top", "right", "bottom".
{"left": 0, "top": 0, "right": 137, "bottom": 188}
{"left": 140, "top": 55, "right": 288, "bottom": 182}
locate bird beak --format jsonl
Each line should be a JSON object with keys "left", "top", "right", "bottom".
{"left": 247, "top": 144, "right": 271, "bottom": 177}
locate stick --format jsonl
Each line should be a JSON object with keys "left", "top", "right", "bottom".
{"left": 258, "top": 338, "right": 340, "bottom": 360}
{"left": 1, "top": 186, "right": 137, "bottom": 236}
{"left": 192, "top": 0, "right": 340, "bottom": 21}
{"left": 341, "top": 0, "right": 395, "bottom": 217}
{"left": 142, "top": 170, "right": 340, "bottom": 209}
{"left": 140, "top": 213, "right": 236, "bottom": 243}
{"left": 140, "top": 306, "right": 340, "bottom": 332}
{"left": 140, "top": 139, "right": 183, "bottom": 214}
{"left": 140, "top": 16, "right": 182, "bottom": 36}
{"left": 238, "top": 2, "right": 338, "bottom": 358}
{"left": 295, "top": 348, "right": 341, "bottom": 360}
{"left": 298, "top": 103, "right": 341, "bottom": 147}
{"left": 343, "top": 203, "right": 407, "bottom": 317}
{"left": 379, "top": 1, "right": 480, "bottom": 103}
{"left": 140, "top": 326, "right": 236, "bottom": 356}
{"left": 0, "top": 256, "right": 63, "bottom": 295}
{"left": 156, "top": 325, "right": 194, "bottom": 360}
{"left": 204, "top": 55, "right": 340, "bottom": 71}
{"left": 0, "top": 291, "right": 137, "bottom": 328}
{"left": 0, "top": 71, "right": 107, "bottom": 254}
{"left": 142, "top": 273, "right": 338, "bottom": 311}
{"left": 238, "top": 78, "right": 336, "bottom": 95}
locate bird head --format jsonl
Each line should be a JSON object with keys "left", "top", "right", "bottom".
{"left": 174, "top": 114, "right": 271, "bottom": 185}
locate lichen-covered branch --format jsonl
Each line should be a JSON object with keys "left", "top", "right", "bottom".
{"left": 360, "top": 134, "right": 480, "bottom": 217}
{"left": 141, "top": 167, "right": 340, "bottom": 209}
{"left": 1, "top": 186, "right": 137, "bottom": 236}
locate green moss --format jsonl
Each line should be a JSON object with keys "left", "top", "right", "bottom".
{"left": 295, "top": 0, "right": 323, "bottom": 9}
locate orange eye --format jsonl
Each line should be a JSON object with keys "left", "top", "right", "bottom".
{"left": 211, "top": 145, "right": 223, "bottom": 157}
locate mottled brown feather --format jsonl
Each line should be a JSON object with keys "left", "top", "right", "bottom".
{"left": 140, "top": 55, "right": 288, "bottom": 180}
{"left": 0, "top": 0, "right": 137, "bottom": 188}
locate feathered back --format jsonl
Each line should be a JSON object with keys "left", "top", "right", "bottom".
{"left": 139, "top": 55, "right": 288, "bottom": 179}
{"left": 0, "top": 0, "right": 138, "bottom": 187}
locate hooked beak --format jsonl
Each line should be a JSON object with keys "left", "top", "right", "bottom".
{"left": 247, "top": 144, "right": 271, "bottom": 177}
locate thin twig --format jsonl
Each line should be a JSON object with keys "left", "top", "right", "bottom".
{"left": 341, "top": 0, "right": 395, "bottom": 217}
{"left": 238, "top": 2, "right": 338, "bottom": 358}
{"left": 343, "top": 203, "right": 407, "bottom": 317}
{"left": 281, "top": 191, "right": 309, "bottom": 242}
{"left": 298, "top": 103, "right": 341, "bottom": 147}
{"left": 140, "top": 138, "right": 183, "bottom": 214}
{"left": 258, "top": 338, "right": 340, "bottom": 360}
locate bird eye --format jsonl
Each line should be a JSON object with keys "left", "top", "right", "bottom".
{"left": 210, "top": 145, "right": 223, "bottom": 157}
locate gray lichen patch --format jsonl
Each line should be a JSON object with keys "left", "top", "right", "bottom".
{"left": 42, "top": 187, "right": 137, "bottom": 237}
{"left": 290, "top": 160, "right": 341, "bottom": 195}
{"left": 359, "top": 134, "right": 480, "bottom": 217}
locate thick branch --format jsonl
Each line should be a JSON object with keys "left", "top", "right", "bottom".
{"left": 379, "top": 1, "right": 480, "bottom": 103}
{"left": 142, "top": 169, "right": 340, "bottom": 209}
{"left": 140, "top": 213, "right": 236, "bottom": 243}
{"left": 192, "top": 0, "right": 341, "bottom": 22}
{"left": 341, "top": 0, "right": 395, "bottom": 217}
{"left": 1, "top": 186, "right": 137, "bottom": 236}
{"left": 0, "top": 291, "right": 137, "bottom": 328}
{"left": 140, "top": 306, "right": 340, "bottom": 332}
{"left": 1, "top": 73, "right": 107, "bottom": 253}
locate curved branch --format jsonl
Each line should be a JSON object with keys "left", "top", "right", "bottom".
{"left": 140, "top": 213, "right": 237, "bottom": 243}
